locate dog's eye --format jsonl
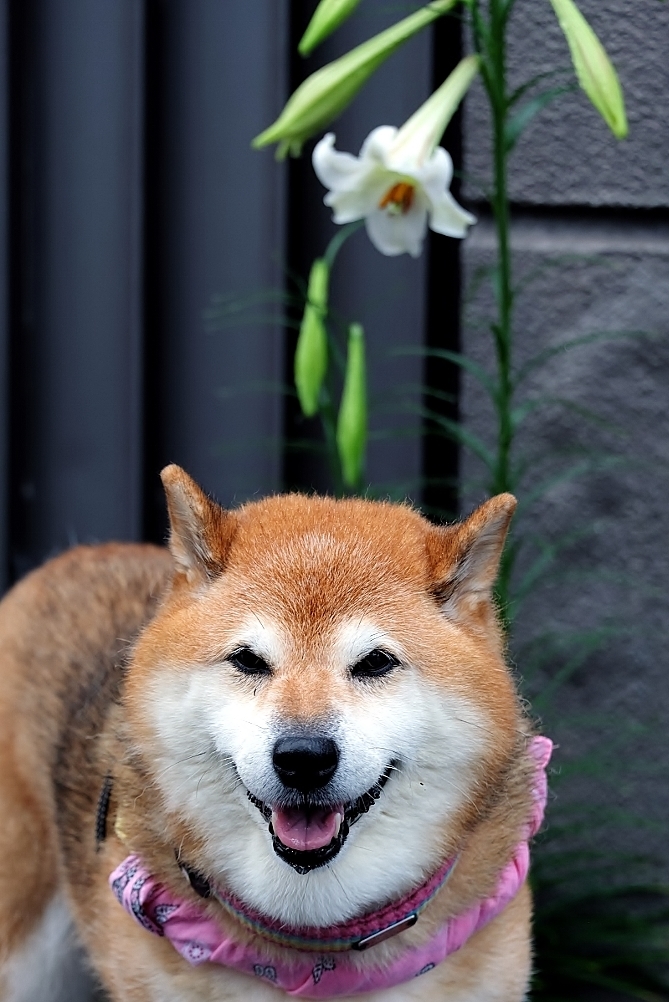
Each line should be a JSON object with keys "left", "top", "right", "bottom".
{"left": 229, "top": 648, "right": 272, "bottom": 676}
{"left": 350, "top": 649, "right": 398, "bottom": 680}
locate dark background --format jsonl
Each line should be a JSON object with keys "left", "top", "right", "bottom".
{"left": 1, "top": 0, "right": 465, "bottom": 590}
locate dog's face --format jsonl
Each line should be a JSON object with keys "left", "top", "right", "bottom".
{"left": 126, "top": 468, "right": 521, "bottom": 928}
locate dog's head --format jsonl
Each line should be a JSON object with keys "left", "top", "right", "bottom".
{"left": 126, "top": 466, "right": 523, "bottom": 927}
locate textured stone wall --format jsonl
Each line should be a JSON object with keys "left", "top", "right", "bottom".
{"left": 464, "top": 0, "right": 669, "bottom": 207}
{"left": 461, "top": 0, "right": 669, "bottom": 876}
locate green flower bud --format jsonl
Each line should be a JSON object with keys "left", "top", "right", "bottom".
{"left": 295, "top": 259, "right": 329, "bottom": 417}
{"left": 253, "top": 0, "right": 457, "bottom": 158}
{"left": 549, "top": 0, "right": 628, "bottom": 139}
{"left": 337, "top": 323, "right": 367, "bottom": 488}
{"left": 299, "top": 0, "right": 362, "bottom": 57}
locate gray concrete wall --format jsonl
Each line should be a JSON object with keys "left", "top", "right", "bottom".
{"left": 464, "top": 0, "right": 669, "bottom": 207}
{"left": 461, "top": 0, "right": 669, "bottom": 878}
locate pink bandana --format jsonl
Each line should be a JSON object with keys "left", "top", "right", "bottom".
{"left": 110, "top": 736, "right": 552, "bottom": 998}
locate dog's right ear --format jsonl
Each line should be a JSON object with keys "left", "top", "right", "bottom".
{"left": 160, "top": 465, "right": 237, "bottom": 582}
{"left": 425, "top": 493, "right": 516, "bottom": 628}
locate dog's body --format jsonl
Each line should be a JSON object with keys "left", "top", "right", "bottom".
{"left": 0, "top": 467, "right": 544, "bottom": 1001}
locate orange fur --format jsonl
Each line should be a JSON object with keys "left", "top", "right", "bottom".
{"left": 0, "top": 467, "right": 537, "bottom": 1001}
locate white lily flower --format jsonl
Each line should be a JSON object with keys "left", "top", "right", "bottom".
{"left": 312, "top": 57, "right": 478, "bottom": 258}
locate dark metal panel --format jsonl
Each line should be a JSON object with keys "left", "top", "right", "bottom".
{"left": 286, "top": 3, "right": 433, "bottom": 501}
{"left": 145, "top": 0, "right": 287, "bottom": 521}
{"left": 10, "top": 0, "right": 144, "bottom": 577}
{"left": 423, "top": 14, "right": 463, "bottom": 522}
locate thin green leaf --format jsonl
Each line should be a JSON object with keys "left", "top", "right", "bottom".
{"left": 518, "top": 623, "right": 625, "bottom": 686}
{"left": 533, "top": 627, "right": 621, "bottom": 708}
{"left": 511, "top": 394, "right": 627, "bottom": 435}
{"left": 469, "top": 0, "right": 492, "bottom": 62}
{"left": 505, "top": 85, "right": 575, "bottom": 152}
{"left": 420, "top": 385, "right": 458, "bottom": 406}
{"left": 463, "top": 262, "right": 498, "bottom": 306}
{"left": 508, "top": 66, "right": 572, "bottom": 106}
{"left": 519, "top": 454, "right": 624, "bottom": 511}
{"left": 393, "top": 346, "right": 498, "bottom": 401}
{"left": 204, "top": 289, "right": 300, "bottom": 330}
{"left": 411, "top": 406, "right": 496, "bottom": 470}
{"left": 323, "top": 219, "right": 365, "bottom": 269}
{"left": 511, "top": 525, "right": 597, "bottom": 607}
{"left": 500, "top": 0, "right": 520, "bottom": 23}
{"left": 513, "top": 251, "right": 618, "bottom": 298}
{"left": 514, "top": 329, "right": 651, "bottom": 387}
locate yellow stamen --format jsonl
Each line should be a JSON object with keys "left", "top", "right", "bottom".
{"left": 379, "top": 181, "right": 415, "bottom": 214}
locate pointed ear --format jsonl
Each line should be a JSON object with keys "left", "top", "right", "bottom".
{"left": 160, "top": 465, "right": 237, "bottom": 581}
{"left": 425, "top": 494, "right": 517, "bottom": 618}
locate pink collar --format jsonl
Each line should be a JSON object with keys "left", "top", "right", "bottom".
{"left": 110, "top": 736, "right": 552, "bottom": 998}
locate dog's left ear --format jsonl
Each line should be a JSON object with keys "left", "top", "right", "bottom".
{"left": 425, "top": 494, "right": 517, "bottom": 621}
{"left": 160, "top": 465, "right": 237, "bottom": 582}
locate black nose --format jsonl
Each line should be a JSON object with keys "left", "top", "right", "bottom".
{"left": 273, "top": 736, "right": 339, "bottom": 793}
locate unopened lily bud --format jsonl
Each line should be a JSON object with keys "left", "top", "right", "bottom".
{"left": 549, "top": 0, "right": 627, "bottom": 139}
{"left": 337, "top": 323, "right": 367, "bottom": 488}
{"left": 295, "top": 259, "right": 329, "bottom": 417}
{"left": 253, "top": 0, "right": 457, "bottom": 158}
{"left": 299, "top": 0, "right": 362, "bottom": 57}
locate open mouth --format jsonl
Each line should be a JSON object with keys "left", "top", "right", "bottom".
{"left": 247, "top": 765, "right": 395, "bottom": 874}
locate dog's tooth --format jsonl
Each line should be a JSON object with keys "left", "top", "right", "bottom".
{"left": 334, "top": 812, "right": 343, "bottom": 837}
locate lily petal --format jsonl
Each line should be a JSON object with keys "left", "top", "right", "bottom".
{"left": 325, "top": 185, "right": 380, "bottom": 224}
{"left": 428, "top": 190, "right": 476, "bottom": 238}
{"left": 417, "top": 146, "right": 475, "bottom": 237}
{"left": 360, "top": 125, "right": 399, "bottom": 165}
{"left": 318, "top": 147, "right": 390, "bottom": 222}
{"left": 387, "top": 55, "right": 480, "bottom": 171}
{"left": 366, "top": 194, "right": 429, "bottom": 258}
{"left": 313, "top": 133, "right": 370, "bottom": 193}
{"left": 313, "top": 116, "right": 471, "bottom": 256}
{"left": 415, "top": 145, "right": 454, "bottom": 193}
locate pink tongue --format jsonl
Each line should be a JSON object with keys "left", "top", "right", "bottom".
{"left": 272, "top": 806, "right": 342, "bottom": 852}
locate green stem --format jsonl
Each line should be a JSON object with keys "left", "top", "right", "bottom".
{"left": 323, "top": 219, "right": 365, "bottom": 269}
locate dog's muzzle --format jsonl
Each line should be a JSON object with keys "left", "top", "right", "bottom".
{"left": 248, "top": 763, "right": 396, "bottom": 874}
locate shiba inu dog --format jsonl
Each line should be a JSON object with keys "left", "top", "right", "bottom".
{"left": 0, "top": 465, "right": 550, "bottom": 1002}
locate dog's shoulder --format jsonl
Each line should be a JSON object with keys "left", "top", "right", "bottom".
{"left": 0, "top": 542, "right": 173, "bottom": 727}
{"left": 0, "top": 542, "right": 174, "bottom": 851}
{"left": 0, "top": 541, "right": 172, "bottom": 649}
